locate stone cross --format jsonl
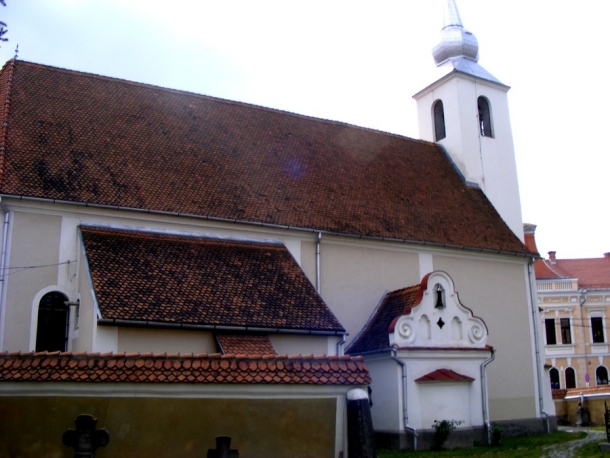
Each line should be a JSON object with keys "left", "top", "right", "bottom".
{"left": 62, "top": 414, "right": 110, "bottom": 458}
{"left": 207, "top": 436, "right": 239, "bottom": 458}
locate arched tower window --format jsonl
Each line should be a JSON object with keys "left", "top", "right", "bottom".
{"left": 433, "top": 100, "right": 446, "bottom": 141}
{"left": 477, "top": 96, "right": 493, "bottom": 137}
{"left": 549, "top": 367, "right": 560, "bottom": 389}
{"left": 35, "top": 291, "right": 69, "bottom": 352}
{"left": 565, "top": 367, "right": 576, "bottom": 389}
{"left": 597, "top": 366, "right": 609, "bottom": 385}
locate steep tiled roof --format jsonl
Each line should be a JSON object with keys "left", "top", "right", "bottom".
{"left": 346, "top": 284, "right": 422, "bottom": 354}
{"left": 415, "top": 368, "right": 474, "bottom": 382}
{"left": 0, "top": 60, "right": 530, "bottom": 254}
{"left": 216, "top": 334, "right": 277, "bottom": 355}
{"left": 81, "top": 227, "right": 344, "bottom": 333}
{"left": 0, "top": 351, "right": 370, "bottom": 385}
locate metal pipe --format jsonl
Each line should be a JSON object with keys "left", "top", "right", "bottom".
{"left": 391, "top": 350, "right": 418, "bottom": 450}
{"left": 580, "top": 289, "right": 588, "bottom": 385}
{"left": 527, "top": 258, "right": 549, "bottom": 433}
{"left": 480, "top": 348, "right": 495, "bottom": 444}
{"left": 0, "top": 199, "right": 10, "bottom": 350}
{"left": 316, "top": 232, "right": 321, "bottom": 293}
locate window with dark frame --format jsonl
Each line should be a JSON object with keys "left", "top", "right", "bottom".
{"left": 477, "top": 96, "right": 493, "bottom": 137}
{"left": 545, "top": 318, "right": 557, "bottom": 345}
{"left": 433, "top": 100, "right": 446, "bottom": 141}
{"left": 549, "top": 367, "right": 560, "bottom": 390}
{"left": 35, "top": 291, "right": 69, "bottom": 352}
{"left": 565, "top": 367, "right": 576, "bottom": 389}
{"left": 560, "top": 318, "right": 572, "bottom": 344}
{"left": 591, "top": 317, "right": 605, "bottom": 343}
{"left": 596, "top": 366, "right": 609, "bottom": 385}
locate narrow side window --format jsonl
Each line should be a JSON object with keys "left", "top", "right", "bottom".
{"left": 433, "top": 100, "right": 446, "bottom": 141}
{"left": 35, "top": 291, "right": 69, "bottom": 352}
{"left": 549, "top": 367, "right": 560, "bottom": 389}
{"left": 565, "top": 367, "right": 576, "bottom": 389}
{"left": 477, "top": 96, "right": 493, "bottom": 137}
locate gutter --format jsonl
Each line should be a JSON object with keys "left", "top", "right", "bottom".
{"left": 316, "top": 232, "right": 321, "bottom": 293}
{"left": 1, "top": 194, "right": 534, "bottom": 259}
{"left": 480, "top": 348, "right": 495, "bottom": 443}
{"left": 391, "top": 349, "right": 418, "bottom": 451}
{"left": 97, "top": 318, "right": 347, "bottom": 336}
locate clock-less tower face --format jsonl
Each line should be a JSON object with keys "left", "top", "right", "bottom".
{"left": 413, "top": 0, "right": 523, "bottom": 241}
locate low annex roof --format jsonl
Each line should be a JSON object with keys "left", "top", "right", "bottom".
{"left": 346, "top": 284, "right": 421, "bottom": 354}
{"left": 0, "top": 60, "right": 530, "bottom": 255}
{"left": 81, "top": 226, "right": 344, "bottom": 334}
{"left": 415, "top": 368, "right": 474, "bottom": 383}
{"left": 0, "top": 351, "right": 370, "bottom": 385}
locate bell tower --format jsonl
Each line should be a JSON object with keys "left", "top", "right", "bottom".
{"left": 413, "top": 0, "right": 523, "bottom": 240}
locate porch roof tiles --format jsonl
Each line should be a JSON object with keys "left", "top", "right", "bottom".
{"left": 0, "top": 351, "right": 370, "bottom": 385}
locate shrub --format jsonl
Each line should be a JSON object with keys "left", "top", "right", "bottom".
{"left": 431, "top": 419, "right": 462, "bottom": 450}
{"left": 491, "top": 423, "right": 503, "bottom": 446}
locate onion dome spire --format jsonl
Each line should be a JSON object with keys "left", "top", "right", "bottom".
{"left": 432, "top": 0, "right": 479, "bottom": 66}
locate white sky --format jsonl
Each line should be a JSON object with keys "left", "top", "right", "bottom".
{"left": 0, "top": 1, "right": 607, "bottom": 259}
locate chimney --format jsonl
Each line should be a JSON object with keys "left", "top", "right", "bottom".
{"left": 549, "top": 251, "right": 557, "bottom": 264}
{"left": 522, "top": 223, "right": 538, "bottom": 254}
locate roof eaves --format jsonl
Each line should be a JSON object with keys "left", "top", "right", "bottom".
{"left": 98, "top": 318, "right": 347, "bottom": 336}
{"left": 1, "top": 194, "right": 535, "bottom": 258}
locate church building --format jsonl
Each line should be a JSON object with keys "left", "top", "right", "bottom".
{"left": 0, "top": 1, "right": 552, "bottom": 455}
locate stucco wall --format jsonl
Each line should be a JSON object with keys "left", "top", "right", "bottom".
{"left": 2, "top": 212, "right": 62, "bottom": 351}
{"left": 0, "top": 393, "right": 338, "bottom": 458}
{"left": 433, "top": 255, "right": 537, "bottom": 420}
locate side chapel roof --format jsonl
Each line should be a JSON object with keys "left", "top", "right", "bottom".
{"left": 346, "top": 284, "right": 422, "bottom": 354}
{"left": 81, "top": 226, "right": 344, "bottom": 333}
{"left": 0, "top": 60, "right": 530, "bottom": 255}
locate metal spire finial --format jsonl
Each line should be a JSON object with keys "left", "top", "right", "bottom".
{"left": 14, "top": 43, "right": 18, "bottom": 60}
{"left": 432, "top": 0, "right": 479, "bottom": 66}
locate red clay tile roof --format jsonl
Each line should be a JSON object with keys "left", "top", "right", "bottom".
{"left": 81, "top": 226, "right": 344, "bottom": 333}
{"left": 564, "top": 385, "right": 610, "bottom": 398}
{"left": 552, "top": 388, "right": 568, "bottom": 400}
{"left": 415, "top": 368, "right": 474, "bottom": 382}
{"left": 0, "top": 60, "right": 529, "bottom": 255}
{"left": 216, "top": 334, "right": 277, "bottom": 355}
{"left": 346, "top": 284, "right": 422, "bottom": 354}
{"left": 549, "top": 257, "right": 610, "bottom": 289}
{"left": 0, "top": 351, "right": 370, "bottom": 385}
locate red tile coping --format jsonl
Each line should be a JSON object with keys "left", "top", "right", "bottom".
{"left": 415, "top": 368, "right": 474, "bottom": 383}
{"left": 216, "top": 334, "right": 277, "bottom": 356}
{"left": 563, "top": 386, "right": 610, "bottom": 398}
{"left": 0, "top": 351, "right": 370, "bottom": 386}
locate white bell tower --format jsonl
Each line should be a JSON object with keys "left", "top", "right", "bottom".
{"left": 413, "top": 0, "right": 524, "bottom": 240}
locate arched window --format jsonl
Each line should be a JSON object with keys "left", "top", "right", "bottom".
{"left": 433, "top": 100, "right": 446, "bottom": 141}
{"left": 597, "top": 366, "right": 609, "bottom": 385}
{"left": 35, "top": 291, "right": 69, "bottom": 352}
{"left": 565, "top": 367, "right": 576, "bottom": 389}
{"left": 477, "top": 96, "right": 493, "bottom": 138}
{"left": 549, "top": 368, "right": 560, "bottom": 390}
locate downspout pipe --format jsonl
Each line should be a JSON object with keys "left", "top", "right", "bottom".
{"left": 0, "top": 199, "right": 10, "bottom": 350}
{"left": 336, "top": 334, "right": 346, "bottom": 357}
{"left": 391, "top": 349, "right": 418, "bottom": 450}
{"left": 527, "top": 258, "right": 550, "bottom": 433}
{"left": 480, "top": 348, "right": 495, "bottom": 444}
{"left": 316, "top": 232, "right": 321, "bottom": 294}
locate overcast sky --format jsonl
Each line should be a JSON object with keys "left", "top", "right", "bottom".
{"left": 0, "top": 1, "right": 607, "bottom": 259}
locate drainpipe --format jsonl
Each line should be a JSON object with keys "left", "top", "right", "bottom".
{"left": 0, "top": 199, "right": 10, "bottom": 350}
{"left": 480, "top": 348, "right": 495, "bottom": 444}
{"left": 580, "top": 289, "right": 588, "bottom": 385}
{"left": 336, "top": 334, "right": 346, "bottom": 356}
{"left": 316, "top": 232, "right": 321, "bottom": 294}
{"left": 391, "top": 349, "right": 418, "bottom": 450}
{"left": 527, "top": 258, "right": 550, "bottom": 433}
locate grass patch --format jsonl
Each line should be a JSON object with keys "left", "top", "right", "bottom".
{"left": 377, "top": 431, "right": 587, "bottom": 457}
